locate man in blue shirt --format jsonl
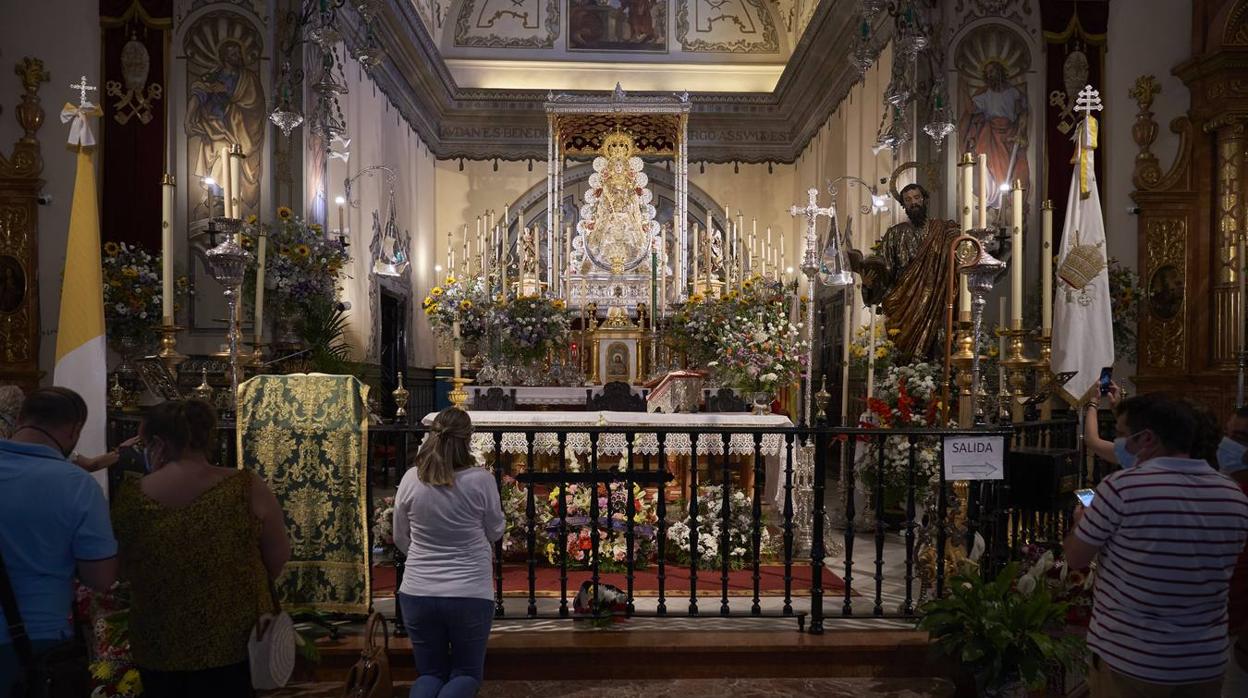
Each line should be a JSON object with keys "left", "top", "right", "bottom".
{"left": 0, "top": 387, "right": 118, "bottom": 692}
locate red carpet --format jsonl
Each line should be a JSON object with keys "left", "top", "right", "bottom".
{"left": 372, "top": 562, "right": 845, "bottom": 598}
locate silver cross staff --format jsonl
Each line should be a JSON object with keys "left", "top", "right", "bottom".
{"left": 789, "top": 187, "right": 836, "bottom": 275}
{"left": 1075, "top": 84, "right": 1103, "bottom": 115}
{"left": 70, "top": 75, "right": 97, "bottom": 107}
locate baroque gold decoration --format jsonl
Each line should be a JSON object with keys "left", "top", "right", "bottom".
{"left": 1129, "top": 75, "right": 1162, "bottom": 189}
{"left": 237, "top": 374, "right": 371, "bottom": 613}
{"left": 1142, "top": 218, "right": 1186, "bottom": 370}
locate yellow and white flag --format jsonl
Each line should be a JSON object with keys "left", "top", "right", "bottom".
{"left": 54, "top": 145, "right": 108, "bottom": 483}
{"left": 1052, "top": 116, "right": 1114, "bottom": 403}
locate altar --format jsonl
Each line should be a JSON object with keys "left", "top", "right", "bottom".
{"left": 420, "top": 410, "right": 794, "bottom": 506}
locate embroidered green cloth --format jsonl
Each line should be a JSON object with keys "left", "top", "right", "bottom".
{"left": 237, "top": 374, "right": 371, "bottom": 613}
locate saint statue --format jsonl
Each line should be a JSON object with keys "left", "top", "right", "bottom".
{"left": 577, "top": 131, "right": 659, "bottom": 275}
{"left": 520, "top": 226, "right": 538, "bottom": 277}
{"left": 849, "top": 184, "right": 961, "bottom": 361}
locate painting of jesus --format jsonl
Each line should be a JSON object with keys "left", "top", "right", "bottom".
{"left": 569, "top": 0, "right": 667, "bottom": 52}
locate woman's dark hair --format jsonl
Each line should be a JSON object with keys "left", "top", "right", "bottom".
{"left": 414, "top": 408, "right": 474, "bottom": 487}
{"left": 142, "top": 399, "right": 218, "bottom": 460}
{"left": 1114, "top": 392, "right": 1198, "bottom": 455}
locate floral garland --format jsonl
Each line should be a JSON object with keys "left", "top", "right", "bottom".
{"left": 372, "top": 496, "right": 397, "bottom": 558}
{"left": 499, "top": 474, "right": 529, "bottom": 556}
{"left": 75, "top": 584, "right": 141, "bottom": 697}
{"left": 543, "top": 479, "right": 659, "bottom": 571}
{"left": 422, "top": 274, "right": 491, "bottom": 343}
{"left": 241, "top": 207, "right": 350, "bottom": 319}
{"left": 857, "top": 362, "right": 945, "bottom": 497}
{"left": 1106, "top": 257, "right": 1140, "bottom": 364}
{"left": 667, "top": 484, "right": 771, "bottom": 570}
{"left": 490, "top": 294, "right": 571, "bottom": 362}
{"left": 102, "top": 241, "right": 179, "bottom": 348}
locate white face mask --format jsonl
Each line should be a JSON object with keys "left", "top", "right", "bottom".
{"left": 1218, "top": 437, "right": 1248, "bottom": 474}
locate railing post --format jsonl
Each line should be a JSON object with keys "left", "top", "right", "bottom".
{"left": 688, "top": 431, "right": 700, "bottom": 616}
{"left": 719, "top": 431, "right": 731, "bottom": 617}
{"left": 902, "top": 435, "right": 917, "bottom": 616}
{"left": 557, "top": 431, "right": 569, "bottom": 618}
{"left": 873, "top": 434, "right": 887, "bottom": 616}
{"left": 842, "top": 433, "right": 856, "bottom": 617}
{"left": 525, "top": 431, "right": 537, "bottom": 617}
{"left": 656, "top": 432, "right": 668, "bottom": 616}
{"left": 493, "top": 431, "right": 506, "bottom": 618}
{"left": 810, "top": 426, "right": 827, "bottom": 634}
{"left": 625, "top": 431, "right": 637, "bottom": 616}
{"left": 782, "top": 431, "right": 795, "bottom": 616}
{"left": 751, "top": 430, "right": 764, "bottom": 616}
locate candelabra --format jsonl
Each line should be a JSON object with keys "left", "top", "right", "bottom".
{"left": 157, "top": 323, "right": 187, "bottom": 376}
{"left": 964, "top": 237, "right": 1007, "bottom": 425}
{"left": 393, "top": 371, "right": 411, "bottom": 421}
{"left": 1000, "top": 329, "right": 1034, "bottom": 423}
{"left": 1032, "top": 332, "right": 1054, "bottom": 421}
{"left": 204, "top": 223, "right": 251, "bottom": 411}
{"left": 951, "top": 322, "right": 975, "bottom": 427}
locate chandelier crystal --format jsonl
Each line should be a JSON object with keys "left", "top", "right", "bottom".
{"left": 922, "top": 80, "right": 956, "bottom": 150}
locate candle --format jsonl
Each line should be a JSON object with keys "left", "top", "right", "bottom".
{"left": 767, "top": 226, "right": 773, "bottom": 276}
{"left": 1011, "top": 180, "right": 1024, "bottom": 327}
{"left": 999, "top": 296, "right": 1007, "bottom": 357}
{"left": 866, "top": 305, "right": 877, "bottom": 399}
{"left": 336, "top": 197, "right": 345, "bottom": 239}
{"left": 692, "top": 222, "right": 699, "bottom": 288}
{"left": 447, "top": 231, "right": 454, "bottom": 276}
{"left": 221, "top": 163, "right": 232, "bottom": 220}
{"left": 1041, "top": 200, "right": 1053, "bottom": 333}
{"left": 959, "top": 154, "right": 974, "bottom": 316}
{"left": 452, "top": 320, "right": 462, "bottom": 378}
{"left": 254, "top": 232, "right": 266, "bottom": 344}
{"left": 161, "top": 174, "right": 175, "bottom": 324}
{"left": 229, "top": 144, "right": 243, "bottom": 220}
{"left": 780, "top": 233, "right": 785, "bottom": 270}
{"left": 977, "top": 153, "right": 988, "bottom": 229}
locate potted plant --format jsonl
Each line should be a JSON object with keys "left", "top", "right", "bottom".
{"left": 918, "top": 562, "right": 1086, "bottom": 696}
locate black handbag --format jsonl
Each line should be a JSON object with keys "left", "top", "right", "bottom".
{"left": 0, "top": 546, "right": 90, "bottom": 698}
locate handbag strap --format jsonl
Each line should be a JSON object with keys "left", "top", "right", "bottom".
{"left": 0, "top": 542, "right": 36, "bottom": 674}
{"left": 364, "top": 612, "right": 388, "bottom": 653}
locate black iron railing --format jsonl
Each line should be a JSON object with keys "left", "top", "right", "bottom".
{"left": 106, "top": 413, "right": 1077, "bottom": 633}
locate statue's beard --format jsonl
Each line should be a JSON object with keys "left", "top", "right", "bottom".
{"left": 905, "top": 204, "right": 927, "bottom": 228}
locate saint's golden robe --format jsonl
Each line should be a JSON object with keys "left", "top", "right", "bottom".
{"left": 868, "top": 218, "right": 961, "bottom": 361}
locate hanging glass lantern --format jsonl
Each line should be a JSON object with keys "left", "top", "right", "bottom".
{"left": 268, "top": 63, "right": 304, "bottom": 137}
{"left": 895, "top": 2, "right": 930, "bottom": 62}
{"left": 848, "top": 15, "right": 876, "bottom": 76}
{"left": 860, "top": 0, "right": 887, "bottom": 18}
{"left": 884, "top": 59, "right": 911, "bottom": 107}
{"left": 922, "top": 80, "right": 956, "bottom": 150}
{"left": 873, "top": 107, "right": 910, "bottom": 154}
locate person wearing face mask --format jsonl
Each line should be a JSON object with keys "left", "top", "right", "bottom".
{"left": 1064, "top": 393, "right": 1248, "bottom": 696}
{"left": 110, "top": 399, "right": 290, "bottom": 697}
{"left": 1221, "top": 407, "right": 1248, "bottom": 697}
{"left": 0, "top": 387, "right": 119, "bottom": 694}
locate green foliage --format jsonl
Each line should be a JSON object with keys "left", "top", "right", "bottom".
{"left": 299, "top": 300, "right": 358, "bottom": 376}
{"left": 917, "top": 562, "right": 1086, "bottom": 690}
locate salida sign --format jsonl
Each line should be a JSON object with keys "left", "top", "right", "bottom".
{"left": 941, "top": 436, "right": 1006, "bottom": 481}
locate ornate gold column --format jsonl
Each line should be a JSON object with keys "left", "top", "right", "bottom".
{"left": 1213, "top": 119, "right": 1246, "bottom": 368}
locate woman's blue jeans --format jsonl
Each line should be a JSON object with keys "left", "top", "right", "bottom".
{"left": 397, "top": 593, "right": 494, "bottom": 698}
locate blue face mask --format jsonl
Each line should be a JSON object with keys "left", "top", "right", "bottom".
{"left": 1113, "top": 437, "right": 1136, "bottom": 469}
{"left": 142, "top": 446, "right": 155, "bottom": 473}
{"left": 1218, "top": 437, "right": 1248, "bottom": 474}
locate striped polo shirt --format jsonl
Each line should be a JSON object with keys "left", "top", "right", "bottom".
{"left": 1075, "top": 457, "right": 1248, "bottom": 684}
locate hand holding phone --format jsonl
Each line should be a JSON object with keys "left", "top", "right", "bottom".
{"left": 1075, "top": 488, "right": 1095, "bottom": 507}
{"left": 1098, "top": 367, "right": 1113, "bottom": 396}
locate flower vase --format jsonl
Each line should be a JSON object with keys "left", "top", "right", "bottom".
{"left": 751, "top": 392, "right": 772, "bottom": 415}
{"left": 273, "top": 314, "right": 301, "bottom": 348}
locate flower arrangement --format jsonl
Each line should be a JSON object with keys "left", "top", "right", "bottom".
{"left": 499, "top": 474, "right": 529, "bottom": 556}
{"left": 242, "top": 209, "right": 350, "bottom": 321}
{"left": 491, "top": 294, "right": 571, "bottom": 362}
{"left": 1106, "top": 258, "right": 1140, "bottom": 364}
{"left": 422, "top": 274, "right": 492, "bottom": 343}
{"left": 102, "top": 242, "right": 167, "bottom": 348}
{"left": 1016, "top": 543, "right": 1095, "bottom": 626}
{"left": 667, "top": 484, "right": 771, "bottom": 570}
{"left": 543, "top": 477, "right": 659, "bottom": 571}
{"left": 857, "top": 362, "right": 945, "bottom": 498}
{"left": 75, "top": 583, "right": 141, "bottom": 697}
{"left": 848, "top": 322, "right": 900, "bottom": 371}
{"left": 372, "top": 496, "right": 398, "bottom": 558}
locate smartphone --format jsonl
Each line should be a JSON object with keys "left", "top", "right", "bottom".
{"left": 1075, "top": 488, "right": 1095, "bottom": 507}
{"left": 1098, "top": 367, "right": 1113, "bottom": 396}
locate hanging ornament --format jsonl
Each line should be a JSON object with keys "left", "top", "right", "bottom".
{"left": 883, "top": 59, "right": 911, "bottom": 108}
{"left": 848, "top": 15, "right": 876, "bottom": 76}
{"left": 921, "top": 79, "right": 956, "bottom": 150}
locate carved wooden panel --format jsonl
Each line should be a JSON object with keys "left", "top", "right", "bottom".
{"left": 0, "top": 58, "right": 48, "bottom": 392}
{"left": 1141, "top": 217, "right": 1187, "bottom": 371}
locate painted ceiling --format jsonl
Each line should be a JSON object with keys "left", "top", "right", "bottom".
{"left": 407, "top": 0, "right": 826, "bottom": 92}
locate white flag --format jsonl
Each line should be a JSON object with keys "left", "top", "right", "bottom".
{"left": 1052, "top": 118, "right": 1114, "bottom": 404}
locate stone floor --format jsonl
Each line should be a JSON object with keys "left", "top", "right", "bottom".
{"left": 263, "top": 677, "right": 955, "bottom": 697}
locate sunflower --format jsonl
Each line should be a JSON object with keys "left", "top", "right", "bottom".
{"left": 277, "top": 206, "right": 293, "bottom": 221}
{"left": 240, "top": 235, "right": 254, "bottom": 250}
{"left": 293, "top": 244, "right": 311, "bottom": 258}
{"left": 689, "top": 293, "right": 704, "bottom": 304}
{"left": 278, "top": 245, "right": 291, "bottom": 257}
{"left": 430, "top": 286, "right": 444, "bottom": 297}
{"left": 424, "top": 303, "right": 438, "bottom": 315}
{"left": 422, "top": 296, "right": 434, "bottom": 308}
{"left": 459, "top": 299, "right": 473, "bottom": 311}
{"left": 309, "top": 222, "right": 323, "bottom": 233}
{"left": 103, "top": 241, "right": 119, "bottom": 256}
{"left": 445, "top": 275, "right": 457, "bottom": 286}
{"left": 122, "top": 267, "right": 138, "bottom": 279}
{"left": 246, "top": 214, "right": 258, "bottom": 224}
{"left": 552, "top": 299, "right": 566, "bottom": 310}
{"left": 741, "top": 279, "right": 754, "bottom": 291}
{"left": 887, "top": 328, "right": 900, "bottom": 337}
{"left": 116, "top": 668, "right": 141, "bottom": 695}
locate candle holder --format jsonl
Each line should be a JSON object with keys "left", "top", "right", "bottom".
{"left": 157, "top": 324, "right": 187, "bottom": 376}
{"left": 109, "top": 373, "right": 128, "bottom": 411}
{"left": 392, "top": 372, "right": 410, "bottom": 421}
{"left": 247, "top": 340, "right": 267, "bottom": 368}
{"left": 1032, "top": 331, "right": 1054, "bottom": 421}
{"left": 449, "top": 377, "right": 471, "bottom": 411}
{"left": 193, "top": 368, "right": 215, "bottom": 404}
{"left": 814, "top": 374, "right": 831, "bottom": 424}
{"left": 951, "top": 323, "right": 976, "bottom": 428}
{"left": 204, "top": 234, "right": 251, "bottom": 413}
{"left": 999, "top": 327, "right": 1034, "bottom": 423}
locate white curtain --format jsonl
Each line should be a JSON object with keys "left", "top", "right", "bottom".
{"left": 326, "top": 53, "right": 437, "bottom": 367}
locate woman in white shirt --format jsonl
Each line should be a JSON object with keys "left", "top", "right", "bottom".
{"left": 394, "top": 408, "right": 504, "bottom": 698}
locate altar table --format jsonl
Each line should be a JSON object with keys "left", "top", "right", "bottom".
{"left": 421, "top": 410, "right": 796, "bottom": 504}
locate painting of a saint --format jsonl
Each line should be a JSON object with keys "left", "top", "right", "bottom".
{"left": 955, "top": 25, "right": 1031, "bottom": 210}
{"left": 183, "top": 13, "right": 265, "bottom": 221}
{"left": 0, "top": 256, "right": 25, "bottom": 315}
{"left": 570, "top": 0, "right": 667, "bottom": 52}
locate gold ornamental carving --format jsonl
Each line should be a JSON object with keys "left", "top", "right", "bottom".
{"left": 1142, "top": 218, "right": 1186, "bottom": 370}
{"left": 0, "top": 57, "right": 49, "bottom": 179}
{"left": 1129, "top": 75, "right": 1162, "bottom": 190}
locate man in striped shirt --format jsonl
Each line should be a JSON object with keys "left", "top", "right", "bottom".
{"left": 1064, "top": 393, "right": 1248, "bottom": 696}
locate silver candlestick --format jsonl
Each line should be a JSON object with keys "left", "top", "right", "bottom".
{"left": 963, "top": 230, "right": 1007, "bottom": 422}
{"left": 204, "top": 224, "right": 251, "bottom": 410}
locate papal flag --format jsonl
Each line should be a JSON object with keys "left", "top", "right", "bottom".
{"left": 54, "top": 96, "right": 107, "bottom": 487}
{"left": 1052, "top": 114, "right": 1114, "bottom": 403}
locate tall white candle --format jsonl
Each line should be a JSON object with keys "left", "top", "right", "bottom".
{"left": 1041, "top": 200, "right": 1053, "bottom": 333}
{"left": 866, "top": 305, "right": 877, "bottom": 399}
{"left": 161, "top": 174, "right": 175, "bottom": 324}
{"left": 221, "top": 162, "right": 232, "bottom": 220}
{"left": 959, "top": 156, "right": 974, "bottom": 315}
{"left": 691, "top": 222, "right": 699, "bottom": 288}
{"left": 447, "top": 231, "right": 454, "bottom": 276}
{"left": 254, "top": 233, "right": 266, "bottom": 344}
{"left": 1011, "top": 181, "right": 1024, "bottom": 327}
{"left": 228, "top": 145, "right": 243, "bottom": 219}
{"left": 977, "top": 153, "right": 988, "bottom": 229}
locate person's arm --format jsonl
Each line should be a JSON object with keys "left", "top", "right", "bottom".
{"left": 481, "top": 475, "right": 506, "bottom": 544}
{"left": 1063, "top": 476, "right": 1125, "bottom": 570}
{"left": 249, "top": 474, "right": 291, "bottom": 580}
{"left": 392, "top": 475, "right": 413, "bottom": 555}
{"left": 1083, "top": 383, "right": 1124, "bottom": 464}
{"left": 72, "top": 477, "right": 119, "bottom": 591}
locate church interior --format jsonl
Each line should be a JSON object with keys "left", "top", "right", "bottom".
{"left": 3, "top": 0, "right": 1248, "bottom": 696}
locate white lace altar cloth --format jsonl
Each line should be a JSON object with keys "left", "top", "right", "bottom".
{"left": 420, "top": 410, "right": 794, "bottom": 457}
